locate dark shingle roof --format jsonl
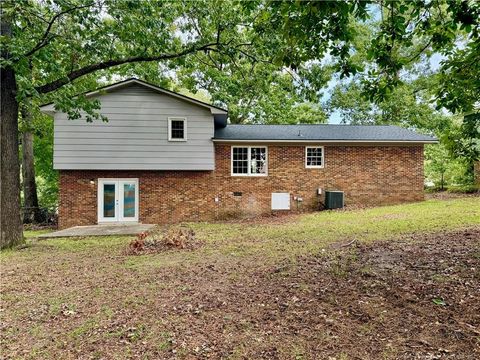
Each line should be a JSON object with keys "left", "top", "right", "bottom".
{"left": 214, "top": 124, "right": 437, "bottom": 142}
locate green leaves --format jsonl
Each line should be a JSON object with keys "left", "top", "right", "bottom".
{"left": 363, "top": 0, "right": 480, "bottom": 114}
{"left": 432, "top": 298, "right": 446, "bottom": 306}
{"left": 32, "top": 115, "right": 58, "bottom": 210}
{"left": 442, "top": 113, "right": 480, "bottom": 167}
{"left": 5, "top": 0, "right": 479, "bottom": 122}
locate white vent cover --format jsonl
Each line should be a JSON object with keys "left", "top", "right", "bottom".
{"left": 271, "top": 192, "right": 290, "bottom": 210}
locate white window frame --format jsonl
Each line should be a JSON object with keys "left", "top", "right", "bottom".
{"left": 305, "top": 146, "right": 325, "bottom": 169}
{"left": 231, "top": 146, "right": 268, "bottom": 177}
{"left": 168, "top": 117, "right": 187, "bottom": 141}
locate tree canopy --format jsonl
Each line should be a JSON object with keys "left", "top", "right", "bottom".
{"left": 1, "top": 0, "right": 479, "bottom": 248}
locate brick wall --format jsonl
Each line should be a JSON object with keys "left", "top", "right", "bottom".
{"left": 58, "top": 144, "right": 424, "bottom": 228}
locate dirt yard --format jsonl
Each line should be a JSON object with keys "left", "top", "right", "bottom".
{"left": 1, "top": 199, "right": 479, "bottom": 359}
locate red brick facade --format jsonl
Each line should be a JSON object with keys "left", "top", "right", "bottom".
{"left": 58, "top": 144, "right": 424, "bottom": 228}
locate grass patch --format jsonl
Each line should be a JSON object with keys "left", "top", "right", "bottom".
{"left": 1, "top": 197, "right": 479, "bottom": 359}
{"left": 3, "top": 198, "right": 479, "bottom": 268}
{"left": 185, "top": 198, "right": 480, "bottom": 261}
{"left": 24, "top": 229, "right": 53, "bottom": 239}
{"left": 43, "top": 235, "right": 130, "bottom": 252}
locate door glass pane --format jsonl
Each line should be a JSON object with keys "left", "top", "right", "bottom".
{"left": 123, "top": 183, "right": 136, "bottom": 218}
{"left": 103, "top": 184, "right": 116, "bottom": 218}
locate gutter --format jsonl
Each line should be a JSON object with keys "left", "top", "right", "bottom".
{"left": 211, "top": 139, "right": 438, "bottom": 144}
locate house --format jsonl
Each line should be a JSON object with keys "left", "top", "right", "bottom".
{"left": 41, "top": 78, "right": 437, "bottom": 229}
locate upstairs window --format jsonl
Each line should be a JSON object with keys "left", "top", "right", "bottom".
{"left": 168, "top": 117, "right": 187, "bottom": 141}
{"left": 305, "top": 146, "right": 324, "bottom": 168}
{"left": 232, "top": 146, "right": 267, "bottom": 176}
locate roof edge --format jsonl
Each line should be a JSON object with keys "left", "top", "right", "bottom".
{"left": 39, "top": 78, "right": 228, "bottom": 114}
{"left": 212, "top": 139, "right": 438, "bottom": 144}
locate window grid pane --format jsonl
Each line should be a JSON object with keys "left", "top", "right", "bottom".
{"left": 306, "top": 147, "right": 323, "bottom": 167}
{"left": 232, "top": 147, "right": 267, "bottom": 175}
{"left": 170, "top": 120, "right": 185, "bottom": 139}
{"left": 250, "top": 147, "right": 267, "bottom": 174}
{"left": 232, "top": 147, "right": 248, "bottom": 174}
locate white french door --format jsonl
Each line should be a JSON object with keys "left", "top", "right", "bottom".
{"left": 98, "top": 179, "right": 139, "bottom": 223}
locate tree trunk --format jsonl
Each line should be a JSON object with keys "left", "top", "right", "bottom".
{"left": 21, "top": 123, "right": 42, "bottom": 223}
{"left": 1, "top": 20, "right": 24, "bottom": 249}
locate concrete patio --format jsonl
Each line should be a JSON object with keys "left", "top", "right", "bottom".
{"left": 38, "top": 224, "right": 155, "bottom": 238}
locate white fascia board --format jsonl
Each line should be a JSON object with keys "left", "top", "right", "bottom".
{"left": 212, "top": 139, "right": 438, "bottom": 144}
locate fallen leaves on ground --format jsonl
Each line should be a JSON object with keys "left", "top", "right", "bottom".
{"left": 127, "top": 225, "right": 202, "bottom": 255}
{"left": 1, "top": 228, "right": 479, "bottom": 359}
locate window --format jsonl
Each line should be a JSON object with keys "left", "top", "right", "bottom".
{"left": 232, "top": 147, "right": 248, "bottom": 174}
{"left": 305, "top": 146, "right": 324, "bottom": 168}
{"left": 232, "top": 146, "right": 267, "bottom": 176}
{"left": 168, "top": 117, "right": 187, "bottom": 141}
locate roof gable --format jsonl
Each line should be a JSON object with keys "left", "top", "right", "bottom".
{"left": 40, "top": 78, "right": 228, "bottom": 116}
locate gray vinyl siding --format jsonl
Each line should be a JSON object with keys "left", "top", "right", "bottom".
{"left": 53, "top": 85, "right": 215, "bottom": 170}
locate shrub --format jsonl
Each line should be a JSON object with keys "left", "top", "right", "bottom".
{"left": 447, "top": 184, "right": 479, "bottom": 194}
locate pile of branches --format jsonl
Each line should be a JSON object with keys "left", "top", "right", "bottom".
{"left": 127, "top": 225, "right": 201, "bottom": 255}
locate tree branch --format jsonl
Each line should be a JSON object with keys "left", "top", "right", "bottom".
{"left": 186, "top": 10, "right": 203, "bottom": 39}
{"left": 24, "top": 2, "right": 96, "bottom": 58}
{"left": 237, "top": 48, "right": 272, "bottom": 65}
{"left": 35, "top": 42, "right": 220, "bottom": 94}
{"left": 408, "top": 37, "right": 433, "bottom": 63}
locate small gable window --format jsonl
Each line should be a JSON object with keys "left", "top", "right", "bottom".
{"left": 168, "top": 117, "right": 187, "bottom": 141}
{"left": 231, "top": 146, "right": 267, "bottom": 176}
{"left": 305, "top": 146, "right": 324, "bottom": 168}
